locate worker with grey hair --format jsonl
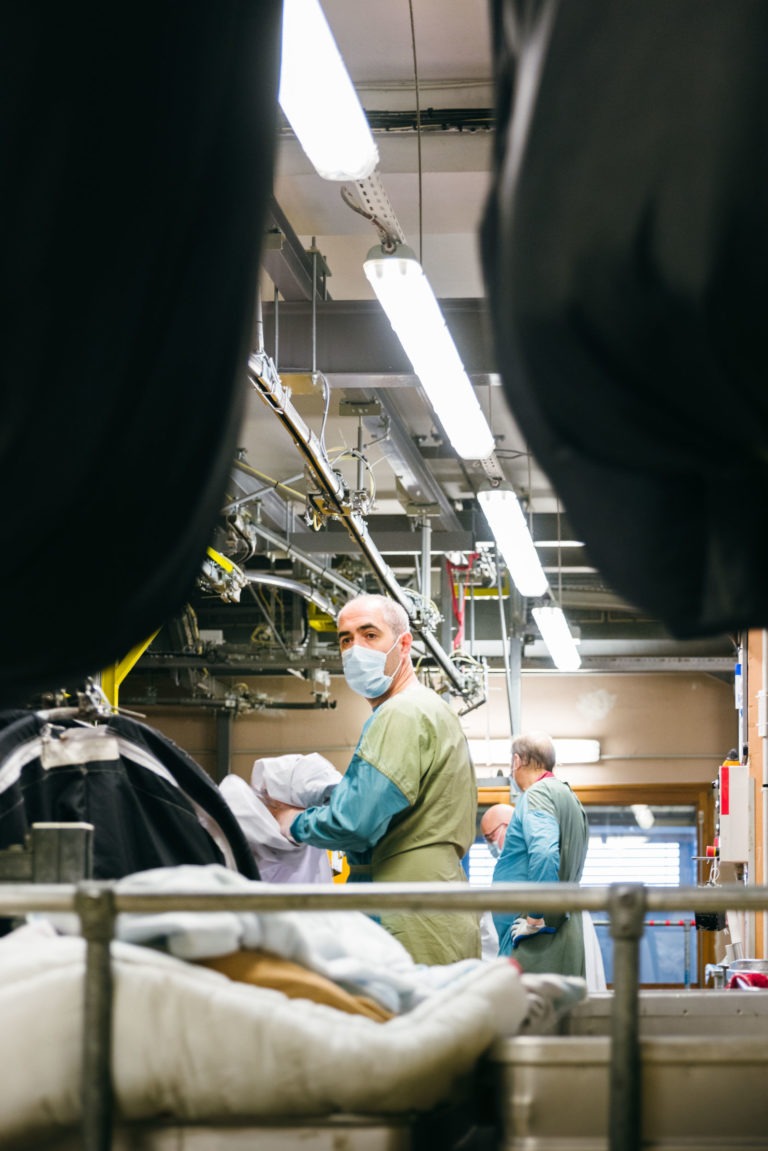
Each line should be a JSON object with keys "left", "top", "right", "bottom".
{"left": 270, "top": 593, "right": 481, "bottom": 966}
{"left": 492, "top": 731, "right": 598, "bottom": 980}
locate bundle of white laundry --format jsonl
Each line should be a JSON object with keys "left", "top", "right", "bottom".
{"left": 219, "top": 752, "right": 341, "bottom": 883}
{"left": 110, "top": 863, "right": 588, "bottom": 1024}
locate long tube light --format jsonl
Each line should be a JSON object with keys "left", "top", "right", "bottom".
{"left": 363, "top": 244, "right": 495, "bottom": 460}
{"left": 279, "top": 0, "right": 379, "bottom": 180}
{"left": 467, "top": 738, "right": 600, "bottom": 766}
{"left": 477, "top": 487, "right": 549, "bottom": 597}
{"left": 532, "top": 605, "right": 582, "bottom": 671}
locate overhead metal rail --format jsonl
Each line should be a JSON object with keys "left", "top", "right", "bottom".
{"left": 245, "top": 571, "right": 339, "bottom": 619}
{"left": 247, "top": 350, "right": 481, "bottom": 703}
{"left": 246, "top": 520, "right": 363, "bottom": 598}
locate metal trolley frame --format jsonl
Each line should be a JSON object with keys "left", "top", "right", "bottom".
{"left": 1, "top": 877, "right": 767, "bottom": 1151}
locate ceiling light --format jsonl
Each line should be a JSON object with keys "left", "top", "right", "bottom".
{"left": 466, "top": 737, "right": 599, "bottom": 767}
{"left": 466, "top": 738, "right": 511, "bottom": 768}
{"left": 553, "top": 739, "right": 600, "bottom": 764}
{"left": 279, "top": 0, "right": 379, "bottom": 181}
{"left": 477, "top": 487, "right": 549, "bottom": 597}
{"left": 532, "top": 605, "right": 582, "bottom": 671}
{"left": 534, "top": 539, "right": 585, "bottom": 549}
{"left": 363, "top": 244, "right": 495, "bottom": 460}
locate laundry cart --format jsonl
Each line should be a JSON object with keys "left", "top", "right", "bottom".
{"left": 2, "top": 872, "right": 766, "bottom": 1151}
{"left": 0, "top": 874, "right": 560, "bottom": 1151}
{"left": 486, "top": 980, "right": 768, "bottom": 1148}
{"left": 488, "top": 1026, "right": 768, "bottom": 1148}
{"left": 35, "top": 1116, "right": 439, "bottom": 1151}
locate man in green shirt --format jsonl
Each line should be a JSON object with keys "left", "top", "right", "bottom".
{"left": 271, "top": 594, "right": 481, "bottom": 966}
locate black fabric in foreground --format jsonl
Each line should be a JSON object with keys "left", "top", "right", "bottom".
{"left": 0, "top": 710, "right": 260, "bottom": 881}
{"left": 482, "top": 0, "right": 768, "bottom": 638}
{"left": 0, "top": 3, "right": 282, "bottom": 702}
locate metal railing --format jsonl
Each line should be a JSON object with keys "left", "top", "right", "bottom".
{"left": 1, "top": 879, "right": 766, "bottom": 1151}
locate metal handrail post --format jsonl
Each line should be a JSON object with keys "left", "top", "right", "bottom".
{"left": 683, "top": 918, "right": 691, "bottom": 989}
{"left": 609, "top": 883, "right": 646, "bottom": 1151}
{"left": 76, "top": 883, "right": 116, "bottom": 1151}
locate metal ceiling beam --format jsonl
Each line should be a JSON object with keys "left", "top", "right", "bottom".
{"left": 364, "top": 108, "right": 493, "bottom": 133}
{"left": 261, "top": 198, "right": 331, "bottom": 303}
{"left": 523, "top": 637, "right": 734, "bottom": 660}
{"left": 277, "top": 107, "right": 495, "bottom": 136}
{"left": 134, "top": 650, "right": 735, "bottom": 676}
{"left": 266, "top": 530, "right": 474, "bottom": 555}
{"left": 259, "top": 298, "right": 495, "bottom": 374}
{"left": 366, "top": 388, "right": 464, "bottom": 531}
{"left": 572, "top": 657, "right": 735, "bottom": 673}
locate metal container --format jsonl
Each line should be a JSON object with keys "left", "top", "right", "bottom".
{"left": 728, "top": 958, "right": 768, "bottom": 976}
{"left": 486, "top": 1033, "right": 768, "bottom": 1149}
{"left": 30, "top": 1118, "right": 415, "bottom": 1150}
{"left": 562, "top": 989, "right": 768, "bottom": 1036}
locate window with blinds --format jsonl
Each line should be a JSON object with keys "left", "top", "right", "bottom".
{"left": 585, "top": 804, "right": 699, "bottom": 985}
{"left": 582, "top": 838, "right": 681, "bottom": 886}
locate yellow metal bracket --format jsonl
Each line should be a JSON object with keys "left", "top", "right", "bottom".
{"left": 100, "top": 629, "right": 160, "bottom": 708}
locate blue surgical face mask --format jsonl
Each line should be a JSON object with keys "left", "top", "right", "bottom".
{"left": 342, "top": 637, "right": 400, "bottom": 699}
{"left": 487, "top": 840, "right": 501, "bottom": 860}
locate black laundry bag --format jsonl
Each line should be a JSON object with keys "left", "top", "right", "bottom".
{"left": 0, "top": 3, "right": 282, "bottom": 703}
{"left": 0, "top": 709, "right": 260, "bottom": 880}
{"left": 482, "top": 0, "right": 768, "bottom": 638}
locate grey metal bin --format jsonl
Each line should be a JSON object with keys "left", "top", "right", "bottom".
{"left": 562, "top": 988, "right": 768, "bottom": 1036}
{"left": 487, "top": 1013, "right": 768, "bottom": 1150}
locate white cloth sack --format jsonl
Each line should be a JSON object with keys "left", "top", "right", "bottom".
{"left": 250, "top": 751, "right": 340, "bottom": 806}
{"left": 219, "top": 773, "right": 332, "bottom": 883}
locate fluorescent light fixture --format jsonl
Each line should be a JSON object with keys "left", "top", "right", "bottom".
{"left": 553, "top": 739, "right": 600, "bottom": 765}
{"left": 279, "top": 0, "right": 379, "bottom": 180}
{"left": 466, "top": 738, "right": 512, "bottom": 768}
{"left": 363, "top": 244, "right": 495, "bottom": 460}
{"left": 534, "top": 539, "right": 585, "bottom": 549}
{"left": 467, "top": 737, "right": 600, "bottom": 766}
{"left": 477, "top": 487, "right": 549, "bottom": 596}
{"left": 532, "top": 605, "right": 582, "bottom": 671}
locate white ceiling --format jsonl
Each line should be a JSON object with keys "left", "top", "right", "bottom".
{"left": 269, "top": 0, "right": 494, "bottom": 301}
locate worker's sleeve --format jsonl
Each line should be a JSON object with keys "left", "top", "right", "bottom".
{"left": 491, "top": 838, "right": 522, "bottom": 953}
{"left": 289, "top": 753, "right": 409, "bottom": 852}
{"left": 523, "top": 808, "right": 561, "bottom": 917}
{"left": 492, "top": 802, "right": 562, "bottom": 952}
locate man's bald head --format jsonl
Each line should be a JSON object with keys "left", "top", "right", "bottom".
{"left": 481, "top": 803, "right": 513, "bottom": 847}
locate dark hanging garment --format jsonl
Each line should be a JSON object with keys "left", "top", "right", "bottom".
{"left": 482, "top": 0, "right": 768, "bottom": 638}
{"left": 0, "top": 3, "right": 283, "bottom": 703}
{"left": 0, "top": 711, "right": 260, "bottom": 880}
